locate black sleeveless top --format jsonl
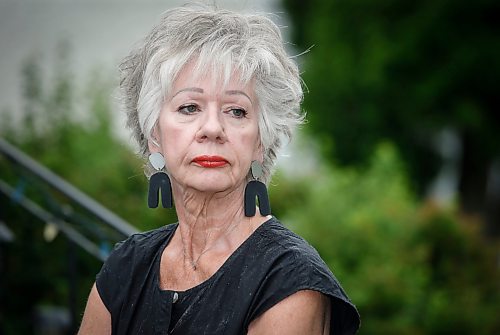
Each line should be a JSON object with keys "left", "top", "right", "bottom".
{"left": 96, "top": 217, "right": 360, "bottom": 334}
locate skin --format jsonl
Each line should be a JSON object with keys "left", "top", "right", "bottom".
{"left": 78, "top": 63, "right": 331, "bottom": 334}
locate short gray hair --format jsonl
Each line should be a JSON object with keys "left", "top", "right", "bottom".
{"left": 120, "top": 3, "right": 304, "bottom": 183}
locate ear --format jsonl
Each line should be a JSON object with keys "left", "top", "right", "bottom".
{"left": 147, "top": 124, "right": 162, "bottom": 154}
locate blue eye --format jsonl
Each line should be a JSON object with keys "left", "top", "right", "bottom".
{"left": 230, "top": 108, "right": 247, "bottom": 118}
{"left": 178, "top": 104, "right": 199, "bottom": 114}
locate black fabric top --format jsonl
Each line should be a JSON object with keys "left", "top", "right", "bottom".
{"left": 96, "top": 217, "right": 360, "bottom": 334}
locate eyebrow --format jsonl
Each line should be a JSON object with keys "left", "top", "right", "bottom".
{"left": 225, "top": 90, "right": 253, "bottom": 104}
{"left": 172, "top": 87, "right": 204, "bottom": 98}
{"left": 172, "top": 87, "right": 253, "bottom": 104}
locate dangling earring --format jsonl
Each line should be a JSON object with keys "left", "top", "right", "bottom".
{"left": 148, "top": 152, "right": 173, "bottom": 208}
{"left": 244, "top": 160, "right": 271, "bottom": 217}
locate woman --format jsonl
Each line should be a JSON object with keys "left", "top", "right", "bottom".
{"left": 79, "top": 4, "right": 360, "bottom": 334}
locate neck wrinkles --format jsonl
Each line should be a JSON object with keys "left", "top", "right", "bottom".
{"left": 171, "top": 181, "right": 251, "bottom": 270}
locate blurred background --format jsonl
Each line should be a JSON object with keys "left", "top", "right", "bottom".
{"left": 0, "top": 0, "right": 499, "bottom": 334}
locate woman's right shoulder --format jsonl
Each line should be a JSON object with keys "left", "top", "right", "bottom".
{"left": 98, "top": 223, "right": 177, "bottom": 281}
{"left": 95, "top": 223, "right": 177, "bottom": 312}
{"left": 111, "top": 223, "right": 177, "bottom": 257}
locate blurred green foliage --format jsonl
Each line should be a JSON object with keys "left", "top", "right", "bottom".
{"left": 282, "top": 0, "right": 500, "bottom": 228}
{"left": 279, "top": 1, "right": 500, "bottom": 330}
{"left": 2, "top": 45, "right": 177, "bottom": 232}
{"left": 271, "top": 144, "right": 499, "bottom": 334}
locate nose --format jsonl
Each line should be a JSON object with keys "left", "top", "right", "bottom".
{"left": 195, "top": 104, "right": 227, "bottom": 143}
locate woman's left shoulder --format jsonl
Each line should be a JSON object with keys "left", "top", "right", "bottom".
{"left": 252, "top": 217, "right": 361, "bottom": 333}
{"left": 257, "top": 217, "right": 328, "bottom": 266}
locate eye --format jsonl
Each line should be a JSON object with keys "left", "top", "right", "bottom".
{"left": 178, "top": 104, "right": 199, "bottom": 115}
{"left": 228, "top": 108, "right": 247, "bottom": 118}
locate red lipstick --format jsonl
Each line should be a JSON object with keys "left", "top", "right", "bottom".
{"left": 192, "top": 155, "right": 228, "bottom": 168}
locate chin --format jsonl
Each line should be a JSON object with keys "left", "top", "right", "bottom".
{"left": 191, "top": 184, "right": 234, "bottom": 194}
{"left": 186, "top": 175, "right": 236, "bottom": 194}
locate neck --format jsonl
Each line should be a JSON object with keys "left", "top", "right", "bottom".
{"left": 171, "top": 182, "right": 257, "bottom": 271}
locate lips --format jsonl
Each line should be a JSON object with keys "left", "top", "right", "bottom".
{"left": 192, "top": 155, "right": 228, "bottom": 168}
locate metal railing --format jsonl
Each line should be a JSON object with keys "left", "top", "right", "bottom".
{"left": 0, "top": 137, "right": 143, "bottom": 333}
{"left": 0, "top": 137, "right": 139, "bottom": 261}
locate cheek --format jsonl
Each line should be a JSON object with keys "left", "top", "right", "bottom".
{"left": 158, "top": 118, "right": 187, "bottom": 160}
{"left": 236, "top": 126, "right": 261, "bottom": 160}
{"left": 161, "top": 124, "right": 183, "bottom": 143}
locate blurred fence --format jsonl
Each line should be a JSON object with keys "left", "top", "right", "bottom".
{"left": 0, "top": 137, "right": 139, "bottom": 334}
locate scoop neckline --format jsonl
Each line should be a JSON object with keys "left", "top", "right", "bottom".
{"left": 155, "top": 216, "right": 276, "bottom": 295}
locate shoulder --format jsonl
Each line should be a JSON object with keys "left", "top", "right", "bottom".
{"left": 95, "top": 224, "right": 177, "bottom": 311}
{"left": 250, "top": 217, "right": 360, "bottom": 334}
{"left": 112, "top": 223, "right": 176, "bottom": 255}
{"left": 255, "top": 218, "right": 331, "bottom": 273}
{"left": 100, "top": 223, "right": 176, "bottom": 275}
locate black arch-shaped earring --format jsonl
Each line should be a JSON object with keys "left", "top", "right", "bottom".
{"left": 148, "top": 172, "right": 173, "bottom": 208}
{"left": 244, "top": 180, "right": 271, "bottom": 217}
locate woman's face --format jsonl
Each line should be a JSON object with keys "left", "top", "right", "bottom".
{"left": 152, "top": 63, "right": 261, "bottom": 195}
